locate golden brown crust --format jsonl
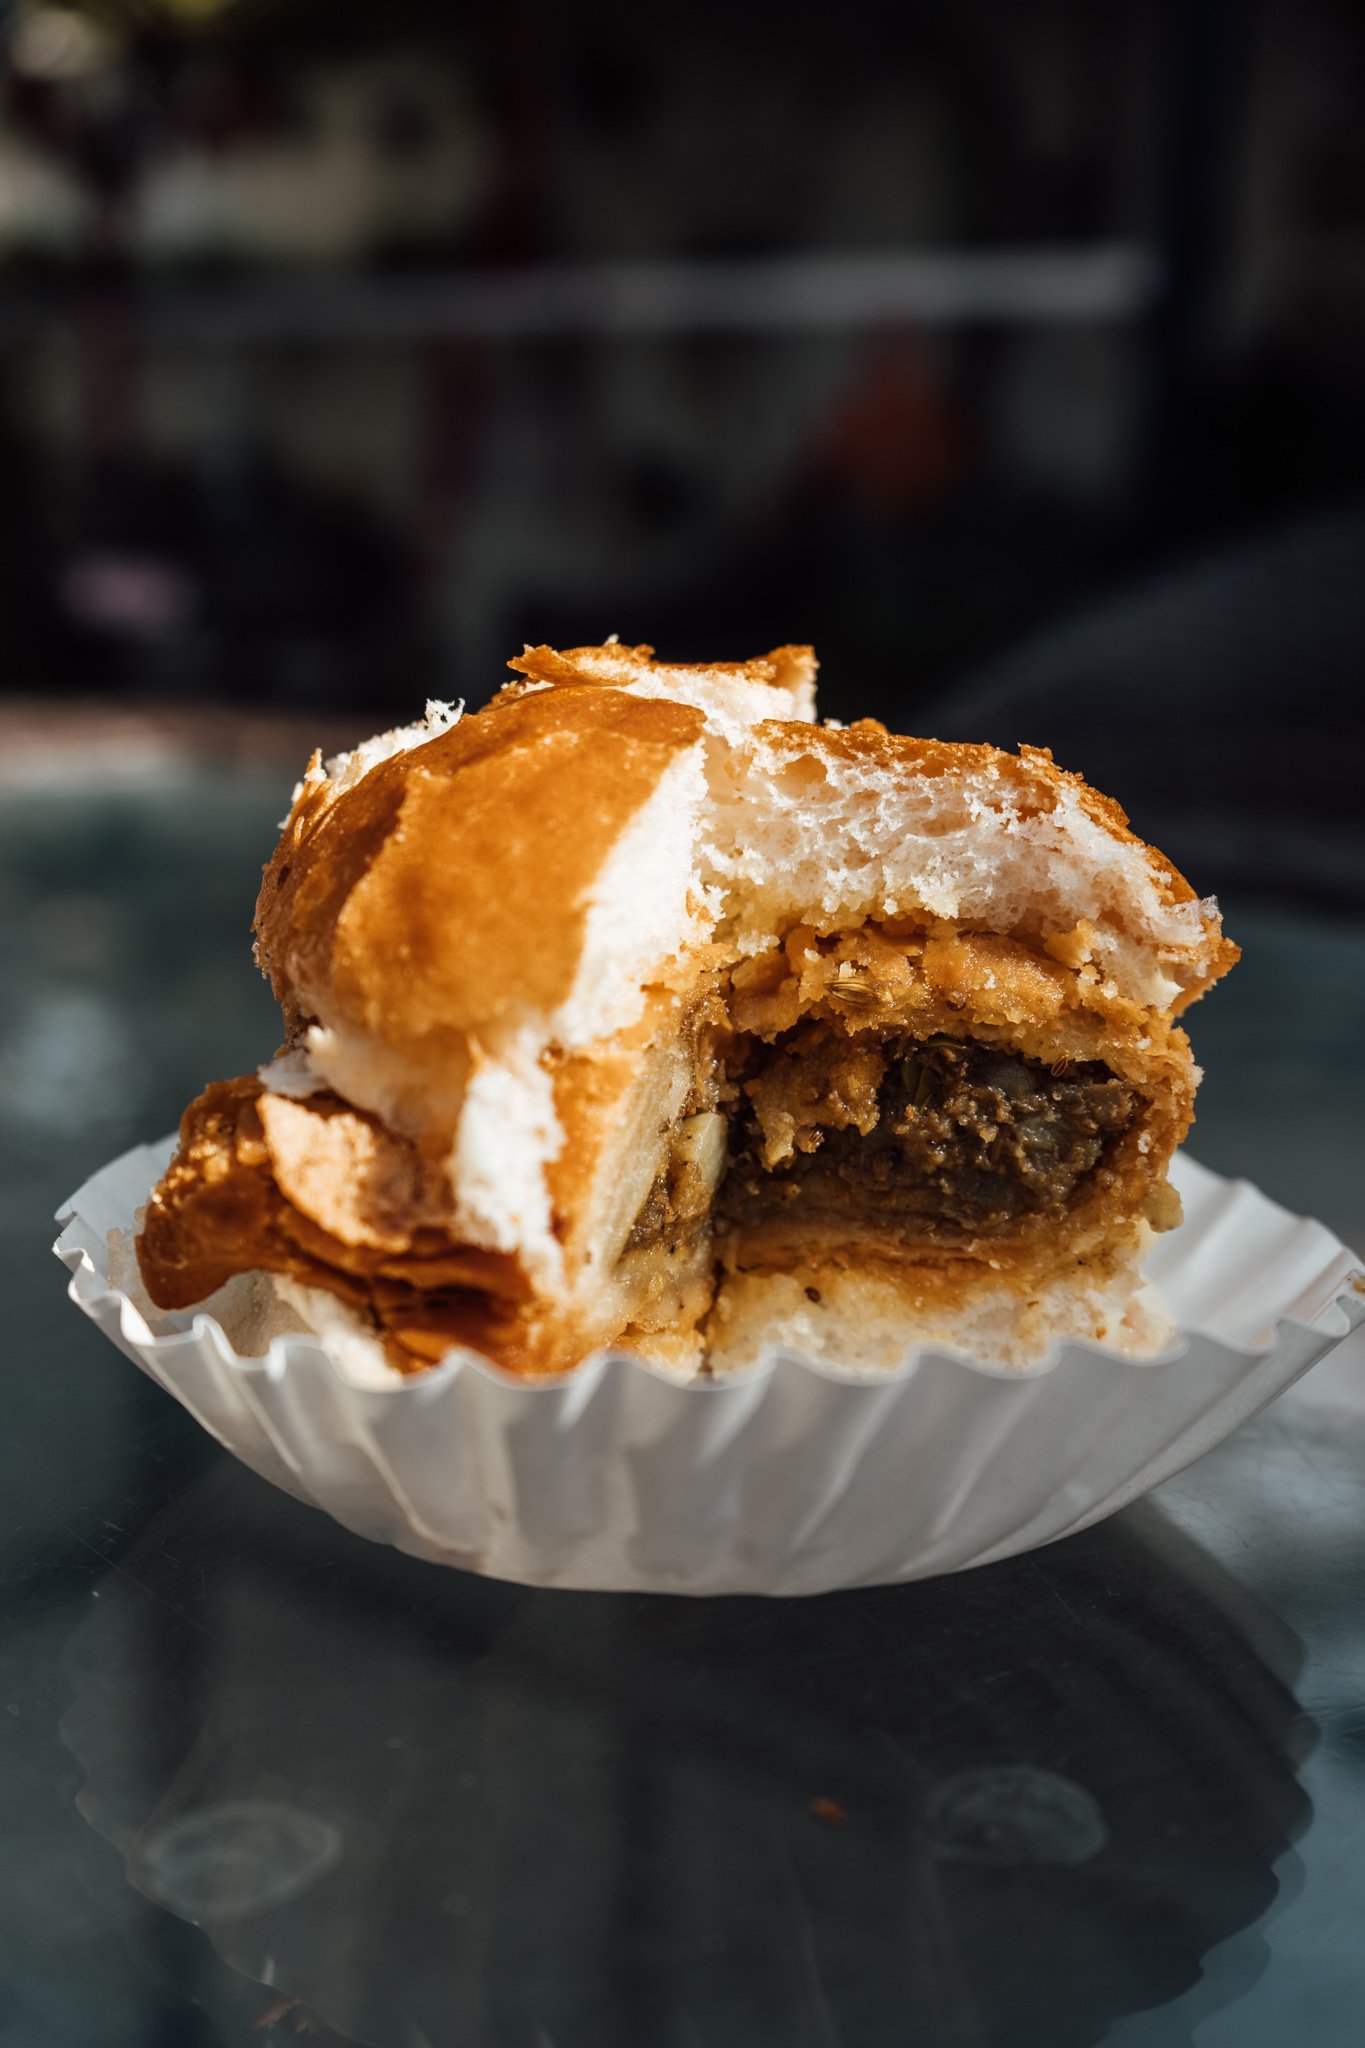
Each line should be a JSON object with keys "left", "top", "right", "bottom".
{"left": 507, "top": 640, "right": 816, "bottom": 697}
{"left": 137, "top": 1076, "right": 544, "bottom": 1373}
{"left": 256, "top": 683, "right": 705, "bottom": 1047}
{"left": 758, "top": 717, "right": 1023, "bottom": 785}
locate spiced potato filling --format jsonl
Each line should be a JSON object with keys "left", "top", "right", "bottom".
{"left": 721, "top": 1028, "right": 1137, "bottom": 1237}
{"left": 626, "top": 1024, "right": 1140, "bottom": 1254}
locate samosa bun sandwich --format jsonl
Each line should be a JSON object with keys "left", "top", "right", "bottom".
{"left": 137, "top": 642, "right": 1237, "bottom": 1380}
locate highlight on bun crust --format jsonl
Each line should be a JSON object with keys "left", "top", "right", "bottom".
{"left": 137, "top": 640, "right": 1237, "bottom": 1379}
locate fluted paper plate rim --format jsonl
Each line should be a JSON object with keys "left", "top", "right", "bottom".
{"left": 54, "top": 1136, "right": 1365, "bottom": 1400}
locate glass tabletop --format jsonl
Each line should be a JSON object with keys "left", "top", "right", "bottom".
{"left": 3, "top": 772, "right": 1364, "bottom": 2048}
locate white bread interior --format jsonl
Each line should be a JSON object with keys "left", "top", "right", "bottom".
{"left": 704, "top": 727, "right": 1219, "bottom": 1010}
{"left": 704, "top": 1254, "right": 1173, "bottom": 1378}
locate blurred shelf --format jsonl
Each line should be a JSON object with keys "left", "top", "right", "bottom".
{"left": 0, "top": 697, "right": 369, "bottom": 786}
{"left": 0, "top": 244, "right": 1160, "bottom": 347}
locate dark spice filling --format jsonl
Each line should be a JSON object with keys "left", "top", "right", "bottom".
{"left": 719, "top": 1034, "right": 1138, "bottom": 1237}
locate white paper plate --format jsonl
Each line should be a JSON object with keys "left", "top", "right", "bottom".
{"left": 55, "top": 1142, "right": 1363, "bottom": 1595}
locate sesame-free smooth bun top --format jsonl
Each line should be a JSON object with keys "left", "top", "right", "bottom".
{"left": 256, "top": 642, "right": 824, "bottom": 1069}
{"left": 256, "top": 680, "right": 711, "bottom": 1107}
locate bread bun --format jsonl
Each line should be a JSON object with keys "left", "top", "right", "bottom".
{"left": 138, "top": 641, "right": 1236, "bottom": 1377}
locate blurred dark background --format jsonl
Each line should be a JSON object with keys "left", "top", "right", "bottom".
{"left": 2, "top": 0, "right": 1364, "bottom": 905}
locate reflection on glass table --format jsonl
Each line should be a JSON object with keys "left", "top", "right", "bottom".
{"left": 63, "top": 1464, "right": 1312, "bottom": 2048}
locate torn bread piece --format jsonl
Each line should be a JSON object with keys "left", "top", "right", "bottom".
{"left": 137, "top": 640, "right": 1236, "bottom": 1379}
